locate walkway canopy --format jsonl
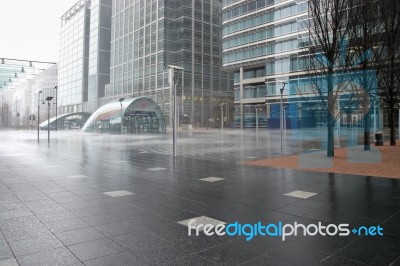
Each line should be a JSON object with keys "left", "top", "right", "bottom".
{"left": 39, "top": 112, "right": 91, "bottom": 130}
{"left": 82, "top": 97, "right": 166, "bottom": 134}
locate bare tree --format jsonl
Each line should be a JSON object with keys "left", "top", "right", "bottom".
{"left": 374, "top": 0, "right": 400, "bottom": 146}
{"left": 307, "top": 0, "right": 353, "bottom": 157}
{"left": 348, "top": 0, "right": 380, "bottom": 150}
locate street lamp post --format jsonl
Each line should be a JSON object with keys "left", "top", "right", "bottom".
{"left": 283, "top": 106, "right": 287, "bottom": 131}
{"left": 253, "top": 105, "right": 262, "bottom": 131}
{"left": 37, "top": 91, "right": 42, "bottom": 143}
{"left": 54, "top": 86, "right": 58, "bottom": 131}
{"left": 119, "top": 98, "right": 125, "bottom": 134}
{"left": 45, "top": 96, "right": 53, "bottom": 143}
{"left": 220, "top": 103, "right": 226, "bottom": 131}
{"left": 279, "top": 82, "right": 287, "bottom": 155}
{"left": 167, "top": 65, "right": 184, "bottom": 158}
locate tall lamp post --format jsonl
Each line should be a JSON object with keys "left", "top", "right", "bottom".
{"left": 54, "top": 86, "right": 58, "bottom": 131}
{"left": 253, "top": 104, "right": 263, "bottom": 131}
{"left": 37, "top": 91, "right": 42, "bottom": 143}
{"left": 45, "top": 97, "right": 53, "bottom": 143}
{"left": 279, "top": 81, "right": 287, "bottom": 155}
{"left": 167, "top": 65, "right": 184, "bottom": 158}
{"left": 219, "top": 103, "right": 226, "bottom": 131}
{"left": 119, "top": 98, "right": 125, "bottom": 134}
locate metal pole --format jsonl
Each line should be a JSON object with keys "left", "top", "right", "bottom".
{"left": 173, "top": 75, "right": 177, "bottom": 157}
{"left": 37, "top": 91, "right": 41, "bottom": 143}
{"left": 167, "top": 65, "right": 184, "bottom": 157}
{"left": 221, "top": 106, "right": 223, "bottom": 131}
{"left": 55, "top": 86, "right": 58, "bottom": 131}
{"left": 280, "top": 92, "right": 283, "bottom": 155}
{"left": 256, "top": 106, "right": 259, "bottom": 130}
{"left": 162, "top": 69, "right": 165, "bottom": 114}
{"left": 47, "top": 101, "right": 50, "bottom": 143}
{"left": 37, "top": 105, "right": 40, "bottom": 142}
{"left": 279, "top": 82, "right": 286, "bottom": 156}
{"left": 182, "top": 71, "right": 184, "bottom": 117}
{"left": 284, "top": 108, "right": 286, "bottom": 131}
{"left": 120, "top": 103, "right": 123, "bottom": 134}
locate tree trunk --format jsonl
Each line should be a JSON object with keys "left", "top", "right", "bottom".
{"left": 327, "top": 72, "right": 334, "bottom": 157}
{"left": 389, "top": 109, "right": 396, "bottom": 146}
{"left": 327, "top": 113, "right": 334, "bottom": 157}
{"left": 364, "top": 112, "right": 371, "bottom": 150}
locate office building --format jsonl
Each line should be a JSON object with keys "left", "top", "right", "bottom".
{"left": 106, "top": 0, "right": 232, "bottom": 127}
{"left": 58, "top": 0, "right": 112, "bottom": 114}
{"left": 222, "top": 0, "right": 308, "bottom": 128}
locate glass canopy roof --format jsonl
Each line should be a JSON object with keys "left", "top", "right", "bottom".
{"left": 0, "top": 58, "right": 56, "bottom": 92}
{"left": 82, "top": 97, "right": 166, "bottom": 134}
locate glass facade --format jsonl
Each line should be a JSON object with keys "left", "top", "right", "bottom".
{"left": 108, "top": 0, "right": 232, "bottom": 127}
{"left": 88, "top": 0, "right": 112, "bottom": 112}
{"left": 59, "top": 0, "right": 112, "bottom": 115}
{"left": 222, "top": 0, "right": 309, "bottom": 128}
{"left": 222, "top": 0, "right": 380, "bottom": 130}
{"left": 59, "top": 0, "right": 90, "bottom": 114}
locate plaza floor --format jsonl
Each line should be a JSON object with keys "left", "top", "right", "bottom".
{"left": 0, "top": 129, "right": 399, "bottom": 266}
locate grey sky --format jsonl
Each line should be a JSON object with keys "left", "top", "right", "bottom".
{"left": 0, "top": 0, "right": 79, "bottom": 63}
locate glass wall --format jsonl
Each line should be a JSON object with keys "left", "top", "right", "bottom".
{"left": 59, "top": 0, "right": 90, "bottom": 114}
{"left": 109, "top": 0, "right": 232, "bottom": 128}
{"left": 82, "top": 97, "right": 166, "bottom": 133}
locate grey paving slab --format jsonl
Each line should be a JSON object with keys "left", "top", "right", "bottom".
{"left": 1, "top": 216, "right": 51, "bottom": 242}
{"left": 0, "top": 208, "right": 33, "bottom": 221}
{"left": 35, "top": 210, "right": 78, "bottom": 223}
{"left": 0, "top": 258, "right": 19, "bottom": 266}
{"left": 68, "top": 238, "right": 125, "bottom": 261}
{"left": 0, "top": 130, "right": 399, "bottom": 265}
{"left": 84, "top": 251, "right": 145, "bottom": 266}
{"left": 0, "top": 243, "right": 14, "bottom": 261}
{"left": 0, "top": 232, "right": 6, "bottom": 244}
{"left": 95, "top": 219, "right": 137, "bottom": 237}
{"left": 9, "top": 234, "right": 63, "bottom": 256}
{"left": 55, "top": 227, "right": 105, "bottom": 246}
{"left": 16, "top": 247, "right": 81, "bottom": 266}
{"left": 43, "top": 218, "right": 90, "bottom": 233}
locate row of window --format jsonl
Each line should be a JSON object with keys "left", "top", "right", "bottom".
{"left": 266, "top": 57, "right": 308, "bottom": 75}
{"left": 222, "top": 2, "right": 306, "bottom": 35}
{"left": 243, "top": 67, "right": 265, "bottom": 80}
{"left": 223, "top": 38, "right": 299, "bottom": 64}
{"left": 223, "top": 21, "right": 298, "bottom": 50}
{"left": 223, "top": 0, "right": 283, "bottom": 21}
{"left": 234, "top": 76, "right": 317, "bottom": 100}
{"left": 222, "top": 0, "right": 241, "bottom": 7}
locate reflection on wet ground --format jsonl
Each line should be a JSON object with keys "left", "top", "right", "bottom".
{"left": 0, "top": 129, "right": 399, "bottom": 265}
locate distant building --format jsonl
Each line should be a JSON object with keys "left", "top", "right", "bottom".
{"left": 5, "top": 64, "right": 58, "bottom": 128}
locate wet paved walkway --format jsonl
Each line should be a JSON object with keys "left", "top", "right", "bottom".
{"left": 0, "top": 130, "right": 399, "bottom": 265}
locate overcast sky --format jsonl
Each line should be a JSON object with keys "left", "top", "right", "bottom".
{"left": 0, "top": 0, "right": 79, "bottom": 63}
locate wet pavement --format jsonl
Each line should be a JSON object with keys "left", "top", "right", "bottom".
{"left": 0, "top": 129, "right": 399, "bottom": 265}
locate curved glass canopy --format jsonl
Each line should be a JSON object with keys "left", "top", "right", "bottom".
{"left": 39, "top": 112, "right": 91, "bottom": 130}
{"left": 82, "top": 97, "right": 166, "bottom": 134}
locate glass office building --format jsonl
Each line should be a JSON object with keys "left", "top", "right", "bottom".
{"left": 222, "top": 0, "right": 385, "bottom": 131}
{"left": 106, "top": 0, "right": 233, "bottom": 127}
{"left": 222, "top": 0, "right": 309, "bottom": 128}
{"left": 59, "top": 0, "right": 112, "bottom": 114}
